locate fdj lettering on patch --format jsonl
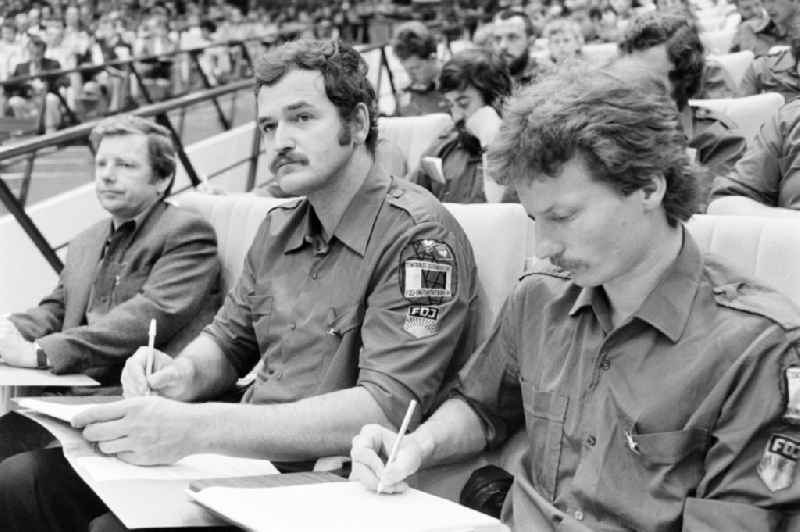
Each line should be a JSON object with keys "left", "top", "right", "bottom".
{"left": 403, "top": 306, "right": 440, "bottom": 339}
{"left": 758, "top": 434, "right": 800, "bottom": 492}
{"left": 399, "top": 240, "right": 458, "bottom": 305}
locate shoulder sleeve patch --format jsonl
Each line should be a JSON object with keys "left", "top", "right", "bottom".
{"left": 399, "top": 239, "right": 457, "bottom": 305}
{"left": 712, "top": 282, "right": 800, "bottom": 330}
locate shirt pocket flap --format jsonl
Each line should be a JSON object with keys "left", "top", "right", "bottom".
{"left": 247, "top": 293, "right": 274, "bottom": 317}
{"left": 634, "top": 427, "right": 709, "bottom": 465}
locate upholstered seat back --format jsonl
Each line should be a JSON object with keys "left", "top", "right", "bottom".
{"left": 378, "top": 114, "right": 453, "bottom": 176}
{"left": 689, "top": 92, "right": 785, "bottom": 140}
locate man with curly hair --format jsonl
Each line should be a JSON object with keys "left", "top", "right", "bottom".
{"left": 351, "top": 66, "right": 800, "bottom": 531}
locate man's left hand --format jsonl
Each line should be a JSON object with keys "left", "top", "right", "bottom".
{"left": 73, "top": 397, "right": 204, "bottom": 465}
{"left": 465, "top": 105, "right": 502, "bottom": 149}
{"left": 0, "top": 316, "right": 38, "bottom": 368}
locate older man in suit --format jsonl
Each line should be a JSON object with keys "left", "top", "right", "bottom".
{"left": 0, "top": 115, "right": 221, "bottom": 461}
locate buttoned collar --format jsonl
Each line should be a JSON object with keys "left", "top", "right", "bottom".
{"left": 284, "top": 163, "right": 391, "bottom": 256}
{"left": 569, "top": 228, "right": 702, "bottom": 342}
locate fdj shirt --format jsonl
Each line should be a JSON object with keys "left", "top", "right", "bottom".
{"left": 204, "top": 165, "right": 479, "bottom": 428}
{"left": 456, "top": 231, "right": 800, "bottom": 531}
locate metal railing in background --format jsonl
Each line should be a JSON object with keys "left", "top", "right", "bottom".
{"left": 0, "top": 40, "right": 401, "bottom": 277}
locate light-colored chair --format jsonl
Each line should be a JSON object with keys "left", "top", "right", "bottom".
{"left": 378, "top": 113, "right": 454, "bottom": 176}
{"left": 709, "top": 50, "right": 754, "bottom": 87}
{"left": 689, "top": 92, "right": 785, "bottom": 140}
{"left": 700, "top": 29, "right": 737, "bottom": 55}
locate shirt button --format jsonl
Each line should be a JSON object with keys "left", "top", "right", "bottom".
{"left": 289, "top": 323, "right": 296, "bottom": 330}
{"left": 600, "top": 359, "right": 610, "bottom": 371}
{"left": 574, "top": 510, "right": 584, "bottom": 521}
{"left": 586, "top": 435, "right": 596, "bottom": 447}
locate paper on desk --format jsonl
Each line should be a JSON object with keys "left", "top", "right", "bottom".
{"left": 16, "top": 396, "right": 115, "bottom": 423}
{"left": 188, "top": 481, "right": 509, "bottom": 532}
{"left": 0, "top": 363, "right": 99, "bottom": 386}
{"left": 75, "top": 453, "right": 279, "bottom": 483}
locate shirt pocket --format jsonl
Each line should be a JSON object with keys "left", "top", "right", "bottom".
{"left": 633, "top": 427, "right": 709, "bottom": 467}
{"left": 247, "top": 292, "right": 273, "bottom": 355}
{"left": 520, "top": 377, "right": 568, "bottom": 501}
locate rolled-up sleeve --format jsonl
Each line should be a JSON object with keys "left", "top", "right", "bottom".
{"left": 356, "top": 221, "right": 478, "bottom": 429}
{"left": 452, "top": 290, "right": 524, "bottom": 448}
{"left": 685, "top": 329, "right": 800, "bottom": 529}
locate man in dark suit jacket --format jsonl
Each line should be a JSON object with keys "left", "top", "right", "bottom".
{"left": 3, "top": 35, "right": 67, "bottom": 131}
{"left": 0, "top": 115, "right": 221, "bottom": 460}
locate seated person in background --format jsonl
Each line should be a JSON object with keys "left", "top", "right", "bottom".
{"left": 413, "top": 49, "right": 512, "bottom": 203}
{"left": 618, "top": 11, "right": 747, "bottom": 204}
{"left": 542, "top": 18, "right": 585, "bottom": 66}
{"left": 0, "top": 115, "right": 221, "bottom": 463}
{"left": 493, "top": 9, "right": 548, "bottom": 87}
{"left": 738, "top": 22, "right": 800, "bottom": 102}
{"left": 392, "top": 21, "right": 448, "bottom": 117}
{"left": 0, "top": 20, "right": 25, "bottom": 82}
{"left": 4, "top": 35, "right": 65, "bottom": 132}
{"left": 351, "top": 65, "right": 800, "bottom": 532}
{"left": 735, "top": 0, "right": 768, "bottom": 25}
{"left": 0, "top": 38, "right": 480, "bottom": 532}
{"left": 709, "top": 98, "right": 800, "bottom": 213}
{"left": 730, "top": 0, "right": 796, "bottom": 55}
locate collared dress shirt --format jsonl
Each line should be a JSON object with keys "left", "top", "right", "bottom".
{"left": 710, "top": 98, "right": 800, "bottom": 209}
{"left": 454, "top": 231, "right": 800, "bottom": 531}
{"left": 205, "top": 165, "right": 479, "bottom": 428}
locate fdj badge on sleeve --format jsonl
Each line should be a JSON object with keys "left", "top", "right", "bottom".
{"left": 758, "top": 434, "right": 800, "bottom": 492}
{"left": 404, "top": 260, "right": 452, "bottom": 299}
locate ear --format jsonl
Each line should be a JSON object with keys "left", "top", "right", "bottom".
{"left": 350, "top": 102, "right": 370, "bottom": 146}
{"left": 640, "top": 173, "right": 667, "bottom": 211}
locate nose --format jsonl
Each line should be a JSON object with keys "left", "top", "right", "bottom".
{"left": 272, "top": 121, "right": 295, "bottom": 152}
{"left": 97, "top": 162, "right": 115, "bottom": 182}
{"left": 533, "top": 222, "right": 563, "bottom": 260}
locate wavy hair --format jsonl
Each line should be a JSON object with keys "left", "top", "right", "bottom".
{"left": 254, "top": 39, "right": 378, "bottom": 153}
{"left": 618, "top": 11, "right": 704, "bottom": 109}
{"left": 438, "top": 49, "right": 512, "bottom": 112}
{"left": 487, "top": 66, "right": 699, "bottom": 226}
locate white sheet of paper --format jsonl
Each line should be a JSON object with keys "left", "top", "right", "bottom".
{"left": 15, "top": 396, "right": 112, "bottom": 423}
{"left": 76, "top": 453, "right": 279, "bottom": 483}
{"left": 420, "top": 156, "right": 447, "bottom": 185}
{"left": 0, "top": 363, "right": 99, "bottom": 386}
{"left": 188, "top": 482, "right": 509, "bottom": 532}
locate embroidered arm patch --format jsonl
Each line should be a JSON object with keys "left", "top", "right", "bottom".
{"left": 399, "top": 239, "right": 457, "bottom": 305}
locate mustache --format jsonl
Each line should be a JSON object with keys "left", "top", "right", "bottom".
{"left": 270, "top": 152, "right": 308, "bottom": 174}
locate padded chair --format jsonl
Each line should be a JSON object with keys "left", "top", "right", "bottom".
{"left": 378, "top": 113, "right": 453, "bottom": 176}
{"left": 689, "top": 92, "right": 785, "bottom": 140}
{"left": 416, "top": 213, "right": 800, "bottom": 501}
{"left": 699, "top": 29, "right": 737, "bottom": 55}
{"left": 709, "top": 50, "right": 754, "bottom": 87}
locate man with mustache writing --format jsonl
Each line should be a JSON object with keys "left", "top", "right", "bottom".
{"left": 0, "top": 39, "right": 479, "bottom": 532}
{"left": 351, "top": 67, "right": 800, "bottom": 531}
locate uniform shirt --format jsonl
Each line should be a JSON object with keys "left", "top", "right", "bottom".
{"left": 710, "top": 99, "right": 800, "bottom": 208}
{"left": 205, "top": 164, "right": 479, "bottom": 428}
{"left": 739, "top": 48, "right": 800, "bottom": 103}
{"left": 730, "top": 18, "right": 790, "bottom": 57}
{"left": 454, "top": 231, "right": 800, "bottom": 531}
{"left": 413, "top": 126, "right": 486, "bottom": 204}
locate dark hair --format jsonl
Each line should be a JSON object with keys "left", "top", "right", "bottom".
{"left": 438, "top": 49, "right": 512, "bottom": 112}
{"left": 487, "top": 66, "right": 699, "bottom": 227}
{"left": 618, "top": 11, "right": 704, "bottom": 109}
{"left": 495, "top": 8, "right": 536, "bottom": 37}
{"left": 392, "top": 21, "right": 437, "bottom": 60}
{"left": 90, "top": 115, "right": 176, "bottom": 194}
{"left": 254, "top": 39, "right": 378, "bottom": 153}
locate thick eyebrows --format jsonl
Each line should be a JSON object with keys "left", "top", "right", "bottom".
{"left": 257, "top": 100, "right": 315, "bottom": 124}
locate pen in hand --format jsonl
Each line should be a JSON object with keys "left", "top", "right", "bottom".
{"left": 377, "top": 399, "right": 417, "bottom": 494}
{"left": 145, "top": 319, "right": 156, "bottom": 396}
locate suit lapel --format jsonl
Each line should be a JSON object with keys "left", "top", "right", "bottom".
{"left": 64, "top": 221, "right": 110, "bottom": 328}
